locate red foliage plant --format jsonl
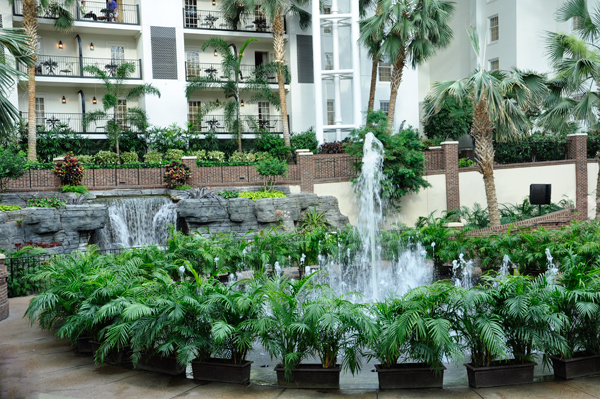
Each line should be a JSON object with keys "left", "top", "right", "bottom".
{"left": 163, "top": 161, "right": 191, "bottom": 189}
{"left": 53, "top": 153, "right": 85, "bottom": 186}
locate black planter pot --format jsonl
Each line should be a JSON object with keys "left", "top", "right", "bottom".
{"left": 89, "top": 341, "right": 131, "bottom": 364}
{"left": 275, "top": 364, "right": 341, "bottom": 389}
{"left": 136, "top": 353, "right": 187, "bottom": 376}
{"left": 192, "top": 358, "right": 253, "bottom": 384}
{"left": 465, "top": 361, "right": 535, "bottom": 388}
{"left": 550, "top": 354, "right": 600, "bottom": 380}
{"left": 77, "top": 336, "right": 93, "bottom": 354}
{"left": 375, "top": 363, "right": 445, "bottom": 389}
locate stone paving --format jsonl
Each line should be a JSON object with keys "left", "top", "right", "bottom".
{"left": 3, "top": 296, "right": 600, "bottom": 399}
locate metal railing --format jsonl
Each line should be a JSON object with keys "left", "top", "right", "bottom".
{"left": 185, "top": 62, "right": 279, "bottom": 83}
{"left": 18, "top": 55, "right": 142, "bottom": 79}
{"left": 12, "top": 0, "right": 140, "bottom": 25}
{"left": 20, "top": 112, "right": 138, "bottom": 135}
{"left": 183, "top": 7, "right": 274, "bottom": 33}
{"left": 189, "top": 114, "right": 283, "bottom": 134}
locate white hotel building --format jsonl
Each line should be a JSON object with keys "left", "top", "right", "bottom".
{"left": 0, "top": 0, "right": 590, "bottom": 144}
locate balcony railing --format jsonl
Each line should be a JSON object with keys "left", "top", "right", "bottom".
{"left": 18, "top": 55, "right": 142, "bottom": 79}
{"left": 20, "top": 112, "right": 138, "bottom": 135}
{"left": 13, "top": 0, "right": 140, "bottom": 25}
{"left": 189, "top": 115, "right": 283, "bottom": 135}
{"left": 185, "top": 62, "right": 279, "bottom": 83}
{"left": 183, "top": 7, "right": 276, "bottom": 33}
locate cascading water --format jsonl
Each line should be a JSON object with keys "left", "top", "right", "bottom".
{"left": 319, "top": 132, "right": 432, "bottom": 301}
{"left": 95, "top": 197, "right": 177, "bottom": 249}
{"left": 452, "top": 254, "right": 475, "bottom": 289}
{"left": 545, "top": 248, "right": 559, "bottom": 284}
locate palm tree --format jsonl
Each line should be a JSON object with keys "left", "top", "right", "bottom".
{"left": 0, "top": 28, "right": 35, "bottom": 134}
{"left": 9, "top": 0, "right": 76, "bottom": 161}
{"left": 185, "top": 37, "right": 280, "bottom": 153}
{"left": 83, "top": 63, "right": 160, "bottom": 159}
{"left": 252, "top": 0, "right": 311, "bottom": 147}
{"left": 544, "top": 0, "right": 600, "bottom": 204}
{"left": 359, "top": 0, "right": 383, "bottom": 112}
{"left": 425, "top": 28, "right": 547, "bottom": 226}
{"left": 360, "top": 0, "right": 455, "bottom": 131}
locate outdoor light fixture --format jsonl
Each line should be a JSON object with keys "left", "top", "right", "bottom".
{"left": 92, "top": 96, "right": 97, "bottom": 104}
{"left": 214, "top": 49, "right": 218, "bottom": 57}
{"left": 62, "top": 96, "right": 67, "bottom": 104}
{"left": 240, "top": 99, "right": 245, "bottom": 107}
{"left": 58, "top": 40, "right": 64, "bottom": 49}
{"left": 212, "top": 0, "right": 216, "bottom": 5}
{"left": 90, "top": 42, "right": 94, "bottom": 51}
{"left": 215, "top": 99, "right": 221, "bottom": 106}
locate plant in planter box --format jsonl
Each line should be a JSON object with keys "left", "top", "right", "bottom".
{"left": 163, "top": 161, "right": 191, "bottom": 189}
{"left": 53, "top": 153, "right": 84, "bottom": 186}
{"left": 255, "top": 158, "right": 288, "bottom": 192}
{"left": 367, "top": 282, "right": 461, "bottom": 389}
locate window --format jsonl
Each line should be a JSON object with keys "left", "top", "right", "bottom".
{"left": 35, "top": 98, "right": 45, "bottom": 125}
{"left": 573, "top": 15, "right": 584, "bottom": 30}
{"left": 323, "top": 7, "right": 331, "bottom": 33}
{"left": 116, "top": 99, "right": 127, "bottom": 126}
{"left": 379, "top": 59, "right": 391, "bottom": 82}
{"left": 489, "top": 15, "right": 499, "bottom": 42}
{"left": 380, "top": 101, "right": 389, "bottom": 116}
{"left": 184, "top": 0, "right": 198, "bottom": 28}
{"left": 258, "top": 102, "right": 270, "bottom": 121}
{"left": 327, "top": 100, "right": 335, "bottom": 125}
{"left": 489, "top": 58, "right": 499, "bottom": 71}
{"left": 255, "top": 6, "right": 267, "bottom": 32}
{"left": 325, "top": 53, "right": 333, "bottom": 70}
{"left": 186, "top": 50, "right": 200, "bottom": 78}
{"left": 111, "top": 46, "right": 125, "bottom": 66}
{"left": 188, "top": 101, "right": 201, "bottom": 128}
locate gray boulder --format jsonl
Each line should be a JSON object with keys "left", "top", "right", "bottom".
{"left": 23, "top": 208, "right": 61, "bottom": 234}
{"left": 177, "top": 199, "right": 229, "bottom": 224}
{"left": 228, "top": 198, "right": 256, "bottom": 223}
{"left": 60, "top": 205, "right": 108, "bottom": 231}
{"left": 255, "top": 198, "right": 301, "bottom": 223}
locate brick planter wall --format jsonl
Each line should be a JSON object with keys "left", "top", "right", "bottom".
{"left": 466, "top": 208, "right": 577, "bottom": 237}
{"left": 0, "top": 254, "right": 8, "bottom": 322}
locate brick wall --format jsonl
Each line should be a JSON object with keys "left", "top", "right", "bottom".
{"left": 0, "top": 254, "right": 8, "bottom": 322}
{"left": 425, "top": 147, "right": 445, "bottom": 171}
{"left": 466, "top": 208, "right": 577, "bottom": 237}
{"left": 442, "top": 141, "right": 460, "bottom": 211}
{"left": 568, "top": 134, "right": 588, "bottom": 221}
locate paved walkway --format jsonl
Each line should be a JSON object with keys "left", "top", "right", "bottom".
{"left": 2, "top": 296, "right": 600, "bottom": 399}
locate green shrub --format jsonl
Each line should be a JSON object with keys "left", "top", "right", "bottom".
{"left": 77, "top": 155, "right": 94, "bottom": 165}
{"left": 0, "top": 148, "right": 26, "bottom": 192}
{"left": 206, "top": 151, "right": 225, "bottom": 162}
{"left": 190, "top": 150, "right": 207, "bottom": 160}
{"left": 239, "top": 190, "right": 286, "bottom": 200}
{"left": 253, "top": 152, "right": 272, "bottom": 162}
{"left": 165, "top": 149, "right": 185, "bottom": 161}
{"left": 218, "top": 190, "right": 240, "bottom": 199}
{"left": 254, "top": 130, "right": 291, "bottom": 160}
{"left": 255, "top": 158, "right": 288, "bottom": 191}
{"left": 423, "top": 96, "right": 473, "bottom": 141}
{"left": 61, "top": 185, "right": 89, "bottom": 194}
{"left": 28, "top": 197, "right": 66, "bottom": 209}
{"left": 459, "top": 158, "right": 475, "bottom": 168}
{"left": 291, "top": 128, "right": 319, "bottom": 153}
{"left": 94, "top": 151, "right": 119, "bottom": 165}
{"left": 0, "top": 205, "right": 21, "bottom": 211}
{"left": 144, "top": 150, "right": 163, "bottom": 163}
{"left": 229, "top": 152, "right": 256, "bottom": 163}
{"left": 53, "top": 153, "right": 85, "bottom": 186}
{"left": 120, "top": 151, "right": 139, "bottom": 164}
{"left": 175, "top": 184, "right": 191, "bottom": 190}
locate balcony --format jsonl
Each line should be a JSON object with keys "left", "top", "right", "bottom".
{"left": 20, "top": 112, "right": 138, "bottom": 135}
{"left": 183, "top": 7, "right": 278, "bottom": 33}
{"left": 189, "top": 115, "right": 283, "bottom": 135}
{"left": 185, "top": 62, "right": 282, "bottom": 84}
{"left": 18, "top": 55, "right": 142, "bottom": 80}
{"left": 13, "top": 0, "right": 140, "bottom": 25}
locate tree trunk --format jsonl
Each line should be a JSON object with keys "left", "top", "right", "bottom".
{"left": 272, "top": 8, "right": 290, "bottom": 147}
{"left": 386, "top": 52, "right": 406, "bottom": 132}
{"left": 596, "top": 157, "right": 600, "bottom": 206}
{"left": 23, "top": 0, "right": 38, "bottom": 161}
{"left": 367, "top": 58, "right": 378, "bottom": 112}
{"left": 472, "top": 98, "right": 501, "bottom": 227}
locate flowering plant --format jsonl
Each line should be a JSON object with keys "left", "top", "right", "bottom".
{"left": 164, "top": 161, "right": 191, "bottom": 189}
{"left": 53, "top": 153, "right": 84, "bottom": 186}
{"left": 28, "top": 197, "right": 66, "bottom": 209}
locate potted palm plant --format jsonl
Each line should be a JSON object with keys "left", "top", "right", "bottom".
{"left": 549, "top": 254, "right": 600, "bottom": 379}
{"left": 368, "top": 282, "right": 461, "bottom": 389}
{"left": 190, "top": 278, "right": 261, "bottom": 384}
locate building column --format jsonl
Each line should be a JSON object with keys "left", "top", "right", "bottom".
{"left": 0, "top": 254, "right": 8, "bottom": 322}
{"left": 442, "top": 141, "right": 460, "bottom": 211}
{"left": 567, "top": 133, "right": 588, "bottom": 221}
{"left": 297, "top": 150, "right": 315, "bottom": 193}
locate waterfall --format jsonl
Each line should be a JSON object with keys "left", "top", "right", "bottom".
{"left": 94, "top": 197, "right": 177, "bottom": 249}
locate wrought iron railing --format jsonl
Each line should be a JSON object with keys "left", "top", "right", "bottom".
{"left": 18, "top": 55, "right": 142, "bottom": 79}
{"left": 12, "top": 0, "right": 140, "bottom": 25}
{"left": 188, "top": 114, "right": 283, "bottom": 134}
{"left": 20, "top": 112, "right": 137, "bottom": 135}
{"left": 185, "top": 62, "right": 279, "bottom": 83}
{"left": 183, "top": 7, "right": 274, "bottom": 33}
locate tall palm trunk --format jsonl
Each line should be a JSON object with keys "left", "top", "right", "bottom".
{"left": 472, "top": 98, "right": 501, "bottom": 227}
{"left": 386, "top": 51, "right": 406, "bottom": 131}
{"left": 596, "top": 157, "right": 600, "bottom": 217}
{"left": 23, "top": 0, "right": 38, "bottom": 161}
{"left": 272, "top": 7, "right": 290, "bottom": 147}
{"left": 367, "top": 58, "right": 378, "bottom": 112}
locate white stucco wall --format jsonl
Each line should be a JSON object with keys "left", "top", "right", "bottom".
{"left": 588, "top": 161, "right": 598, "bottom": 219}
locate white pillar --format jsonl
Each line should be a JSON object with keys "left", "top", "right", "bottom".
{"left": 332, "top": 0, "right": 342, "bottom": 141}
{"left": 351, "top": 0, "right": 362, "bottom": 128}
{"left": 312, "top": 0, "right": 324, "bottom": 144}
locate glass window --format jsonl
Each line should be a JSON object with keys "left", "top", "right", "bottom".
{"left": 489, "top": 16, "right": 499, "bottom": 42}
{"left": 111, "top": 46, "right": 125, "bottom": 65}
{"left": 379, "top": 59, "right": 391, "bottom": 82}
{"left": 380, "top": 101, "right": 389, "bottom": 116}
{"left": 185, "top": 0, "right": 198, "bottom": 28}
{"left": 35, "top": 98, "right": 45, "bottom": 125}
{"left": 188, "top": 101, "right": 201, "bottom": 129}
{"left": 325, "top": 53, "right": 333, "bottom": 70}
{"left": 258, "top": 102, "right": 270, "bottom": 120}
{"left": 489, "top": 58, "right": 499, "bottom": 71}
{"left": 327, "top": 100, "right": 334, "bottom": 125}
{"left": 186, "top": 51, "right": 200, "bottom": 79}
{"left": 116, "top": 99, "right": 127, "bottom": 126}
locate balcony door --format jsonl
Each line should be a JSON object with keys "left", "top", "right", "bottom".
{"left": 186, "top": 51, "right": 200, "bottom": 79}
{"left": 188, "top": 101, "right": 201, "bottom": 131}
{"left": 35, "top": 98, "right": 45, "bottom": 127}
{"left": 185, "top": 0, "right": 198, "bottom": 28}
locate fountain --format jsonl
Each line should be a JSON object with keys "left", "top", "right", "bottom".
{"left": 95, "top": 197, "right": 177, "bottom": 249}
{"left": 319, "top": 133, "right": 432, "bottom": 301}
